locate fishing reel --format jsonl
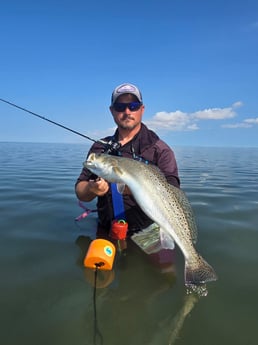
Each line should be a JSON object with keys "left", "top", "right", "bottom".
{"left": 101, "top": 138, "right": 121, "bottom": 156}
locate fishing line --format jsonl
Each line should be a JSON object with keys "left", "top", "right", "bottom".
{"left": 0, "top": 98, "right": 107, "bottom": 145}
{"left": 93, "top": 265, "right": 104, "bottom": 345}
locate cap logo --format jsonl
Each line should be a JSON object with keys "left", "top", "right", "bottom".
{"left": 117, "top": 85, "right": 137, "bottom": 94}
{"left": 111, "top": 83, "right": 142, "bottom": 105}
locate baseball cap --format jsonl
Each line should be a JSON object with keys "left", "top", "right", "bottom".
{"left": 111, "top": 83, "right": 143, "bottom": 105}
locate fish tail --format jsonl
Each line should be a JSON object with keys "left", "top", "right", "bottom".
{"left": 185, "top": 255, "right": 218, "bottom": 285}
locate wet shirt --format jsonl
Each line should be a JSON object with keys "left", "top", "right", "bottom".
{"left": 76, "top": 123, "right": 180, "bottom": 233}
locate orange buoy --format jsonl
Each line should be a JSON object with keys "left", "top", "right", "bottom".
{"left": 84, "top": 239, "right": 116, "bottom": 270}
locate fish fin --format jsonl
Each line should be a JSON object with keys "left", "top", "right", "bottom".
{"left": 160, "top": 228, "right": 175, "bottom": 250}
{"left": 185, "top": 255, "right": 218, "bottom": 285}
{"left": 117, "top": 183, "right": 125, "bottom": 194}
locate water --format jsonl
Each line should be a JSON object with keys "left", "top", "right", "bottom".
{"left": 0, "top": 142, "right": 258, "bottom": 345}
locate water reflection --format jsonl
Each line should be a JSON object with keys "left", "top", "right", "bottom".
{"left": 150, "top": 294, "right": 199, "bottom": 345}
{"left": 76, "top": 235, "right": 202, "bottom": 345}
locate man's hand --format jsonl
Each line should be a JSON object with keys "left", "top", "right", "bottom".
{"left": 87, "top": 178, "right": 109, "bottom": 196}
{"left": 75, "top": 178, "right": 109, "bottom": 202}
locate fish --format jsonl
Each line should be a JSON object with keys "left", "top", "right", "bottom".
{"left": 84, "top": 153, "right": 218, "bottom": 286}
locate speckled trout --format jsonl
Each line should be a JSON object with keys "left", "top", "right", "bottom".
{"left": 84, "top": 153, "right": 217, "bottom": 286}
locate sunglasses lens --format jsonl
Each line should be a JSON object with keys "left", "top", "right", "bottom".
{"left": 113, "top": 103, "right": 126, "bottom": 112}
{"left": 113, "top": 102, "right": 142, "bottom": 112}
{"left": 128, "top": 102, "right": 142, "bottom": 111}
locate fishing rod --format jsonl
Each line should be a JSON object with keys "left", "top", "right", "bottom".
{"left": 0, "top": 97, "right": 109, "bottom": 146}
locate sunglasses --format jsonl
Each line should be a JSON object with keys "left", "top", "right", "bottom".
{"left": 112, "top": 102, "right": 142, "bottom": 112}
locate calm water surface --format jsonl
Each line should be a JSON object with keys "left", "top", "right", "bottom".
{"left": 0, "top": 142, "right": 258, "bottom": 345}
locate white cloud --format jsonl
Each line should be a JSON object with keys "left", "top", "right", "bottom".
{"left": 145, "top": 102, "right": 241, "bottom": 131}
{"left": 232, "top": 101, "right": 243, "bottom": 108}
{"left": 193, "top": 106, "right": 237, "bottom": 120}
{"left": 222, "top": 117, "right": 258, "bottom": 129}
{"left": 222, "top": 123, "right": 252, "bottom": 129}
{"left": 244, "top": 117, "right": 258, "bottom": 124}
{"left": 146, "top": 110, "right": 196, "bottom": 131}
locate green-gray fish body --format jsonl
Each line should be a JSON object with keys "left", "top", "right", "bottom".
{"left": 84, "top": 153, "right": 217, "bottom": 286}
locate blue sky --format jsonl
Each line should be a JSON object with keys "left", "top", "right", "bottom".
{"left": 1, "top": 0, "right": 258, "bottom": 147}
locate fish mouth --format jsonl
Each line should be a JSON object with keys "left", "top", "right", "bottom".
{"left": 83, "top": 160, "right": 95, "bottom": 169}
{"left": 83, "top": 153, "right": 97, "bottom": 169}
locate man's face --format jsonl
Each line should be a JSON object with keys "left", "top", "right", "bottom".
{"left": 110, "top": 93, "right": 145, "bottom": 131}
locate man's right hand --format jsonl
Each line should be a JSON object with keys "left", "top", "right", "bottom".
{"left": 75, "top": 178, "right": 109, "bottom": 202}
{"left": 87, "top": 178, "right": 109, "bottom": 196}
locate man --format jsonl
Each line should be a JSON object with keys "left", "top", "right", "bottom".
{"left": 75, "top": 83, "right": 180, "bottom": 235}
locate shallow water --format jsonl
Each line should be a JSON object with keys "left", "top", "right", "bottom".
{"left": 1, "top": 142, "right": 258, "bottom": 345}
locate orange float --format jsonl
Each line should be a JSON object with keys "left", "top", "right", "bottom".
{"left": 84, "top": 239, "right": 116, "bottom": 270}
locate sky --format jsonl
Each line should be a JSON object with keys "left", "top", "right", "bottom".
{"left": 1, "top": 0, "right": 258, "bottom": 147}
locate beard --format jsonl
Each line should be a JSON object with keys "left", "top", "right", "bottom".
{"left": 115, "top": 115, "right": 140, "bottom": 130}
{"left": 118, "top": 122, "right": 138, "bottom": 130}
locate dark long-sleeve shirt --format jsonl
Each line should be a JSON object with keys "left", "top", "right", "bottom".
{"left": 76, "top": 123, "right": 180, "bottom": 233}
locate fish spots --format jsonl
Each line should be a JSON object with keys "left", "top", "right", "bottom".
{"left": 87, "top": 153, "right": 217, "bottom": 287}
